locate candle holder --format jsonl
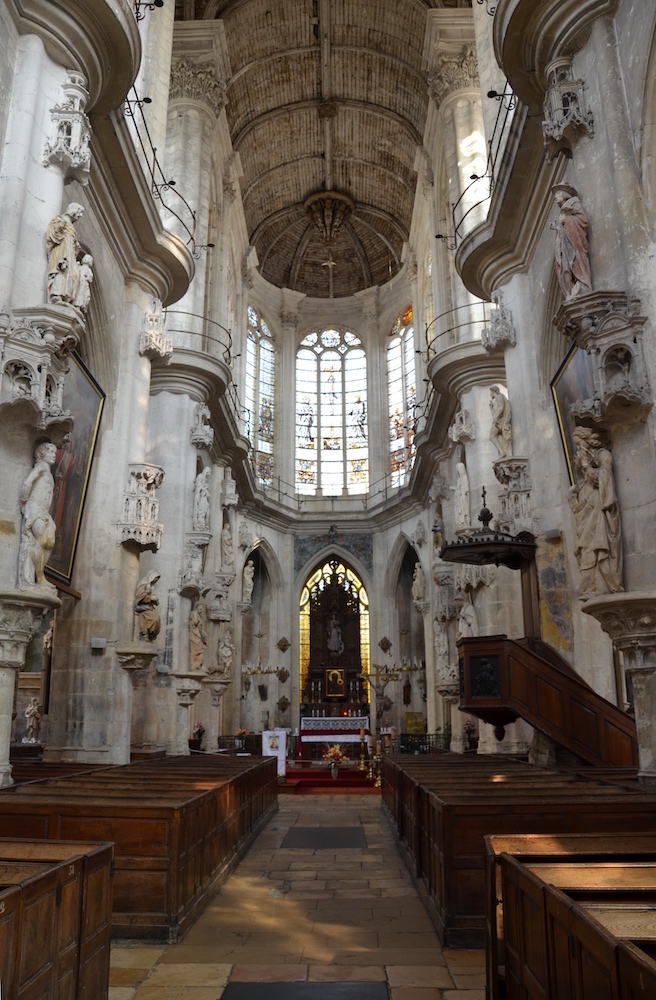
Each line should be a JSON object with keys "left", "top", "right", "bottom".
{"left": 358, "top": 734, "right": 367, "bottom": 772}
{"left": 373, "top": 750, "right": 382, "bottom": 788}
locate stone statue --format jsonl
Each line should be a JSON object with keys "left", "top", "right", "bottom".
{"left": 217, "top": 625, "right": 234, "bottom": 674}
{"left": 73, "top": 253, "right": 93, "bottom": 312}
{"left": 238, "top": 521, "right": 253, "bottom": 549}
{"left": 19, "top": 441, "right": 58, "bottom": 589}
{"left": 242, "top": 559, "right": 255, "bottom": 603}
{"left": 193, "top": 467, "right": 211, "bottom": 531}
{"left": 552, "top": 183, "right": 591, "bottom": 301}
{"left": 433, "top": 615, "right": 449, "bottom": 663}
{"left": 46, "top": 202, "right": 85, "bottom": 305}
{"left": 134, "top": 570, "right": 161, "bottom": 641}
{"left": 454, "top": 462, "right": 471, "bottom": 530}
{"left": 567, "top": 426, "right": 623, "bottom": 599}
{"left": 189, "top": 600, "right": 208, "bottom": 671}
{"left": 327, "top": 614, "right": 344, "bottom": 655}
{"left": 454, "top": 591, "right": 479, "bottom": 639}
{"left": 411, "top": 562, "right": 426, "bottom": 602}
{"left": 489, "top": 386, "right": 512, "bottom": 458}
{"left": 24, "top": 696, "right": 42, "bottom": 742}
{"left": 221, "top": 522, "right": 234, "bottom": 568}
{"left": 432, "top": 516, "right": 445, "bottom": 550}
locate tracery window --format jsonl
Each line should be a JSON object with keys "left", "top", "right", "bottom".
{"left": 245, "top": 306, "right": 275, "bottom": 489}
{"left": 295, "top": 328, "right": 368, "bottom": 496}
{"left": 387, "top": 306, "right": 416, "bottom": 488}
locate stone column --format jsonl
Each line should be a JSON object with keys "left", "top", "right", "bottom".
{"left": 0, "top": 592, "right": 60, "bottom": 786}
{"left": 202, "top": 677, "right": 230, "bottom": 752}
{"left": 115, "top": 642, "right": 160, "bottom": 762}
{"left": 583, "top": 593, "right": 656, "bottom": 784}
{"left": 172, "top": 673, "right": 202, "bottom": 755}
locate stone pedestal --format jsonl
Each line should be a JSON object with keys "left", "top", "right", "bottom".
{"left": 202, "top": 676, "right": 230, "bottom": 751}
{"left": 172, "top": 672, "right": 202, "bottom": 755}
{"left": 116, "top": 642, "right": 160, "bottom": 764}
{"left": 0, "top": 589, "right": 60, "bottom": 786}
{"left": 583, "top": 592, "right": 656, "bottom": 784}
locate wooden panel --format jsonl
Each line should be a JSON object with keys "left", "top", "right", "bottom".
{"left": 618, "top": 940, "right": 656, "bottom": 998}
{"left": 0, "top": 883, "right": 21, "bottom": 999}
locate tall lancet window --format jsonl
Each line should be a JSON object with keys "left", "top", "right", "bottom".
{"left": 295, "top": 328, "right": 368, "bottom": 496}
{"left": 387, "top": 306, "right": 417, "bottom": 488}
{"left": 245, "top": 306, "right": 275, "bottom": 489}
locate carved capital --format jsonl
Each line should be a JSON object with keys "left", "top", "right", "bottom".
{"left": 202, "top": 676, "right": 230, "bottom": 706}
{"left": 0, "top": 591, "right": 60, "bottom": 671}
{"left": 173, "top": 673, "right": 202, "bottom": 706}
{"left": 428, "top": 43, "right": 479, "bottom": 109}
{"left": 583, "top": 593, "right": 656, "bottom": 670}
{"left": 169, "top": 56, "right": 228, "bottom": 116}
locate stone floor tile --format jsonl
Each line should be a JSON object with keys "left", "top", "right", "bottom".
{"left": 378, "top": 932, "right": 445, "bottom": 949}
{"left": 308, "top": 965, "right": 387, "bottom": 981}
{"left": 229, "top": 964, "right": 309, "bottom": 982}
{"left": 133, "top": 988, "right": 223, "bottom": 1000}
{"left": 385, "top": 966, "right": 454, "bottom": 988}
{"left": 108, "top": 989, "right": 137, "bottom": 1000}
{"left": 452, "top": 974, "right": 486, "bottom": 989}
{"left": 110, "top": 946, "right": 164, "bottom": 968}
{"left": 389, "top": 989, "right": 442, "bottom": 1000}
{"left": 109, "top": 968, "right": 151, "bottom": 987}
{"left": 441, "top": 992, "right": 485, "bottom": 1000}
{"left": 442, "top": 950, "right": 485, "bottom": 967}
{"left": 144, "top": 963, "right": 231, "bottom": 986}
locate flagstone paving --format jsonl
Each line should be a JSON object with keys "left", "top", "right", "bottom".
{"left": 109, "top": 793, "right": 485, "bottom": 1000}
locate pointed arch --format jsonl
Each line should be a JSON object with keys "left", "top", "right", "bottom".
{"left": 244, "top": 536, "right": 284, "bottom": 591}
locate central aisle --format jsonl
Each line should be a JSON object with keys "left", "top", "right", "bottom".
{"left": 109, "top": 793, "right": 485, "bottom": 999}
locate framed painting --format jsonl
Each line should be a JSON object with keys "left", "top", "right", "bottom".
{"left": 550, "top": 344, "right": 595, "bottom": 484}
{"left": 325, "top": 667, "right": 346, "bottom": 699}
{"left": 405, "top": 711, "right": 425, "bottom": 735}
{"left": 46, "top": 352, "right": 104, "bottom": 586}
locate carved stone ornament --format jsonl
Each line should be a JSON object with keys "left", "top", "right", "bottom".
{"left": 206, "top": 592, "right": 232, "bottom": 622}
{"left": 554, "top": 292, "right": 652, "bottom": 425}
{"left": 277, "top": 667, "right": 290, "bottom": 683}
{"left": 448, "top": 406, "right": 475, "bottom": 444}
{"left": 179, "top": 535, "right": 211, "bottom": 598}
{"left": 454, "top": 563, "right": 495, "bottom": 593}
{"left": 214, "top": 572, "right": 235, "bottom": 594}
{"left": 433, "top": 571, "right": 456, "bottom": 621}
{"left": 276, "top": 695, "right": 291, "bottom": 714}
{"left": 140, "top": 301, "right": 173, "bottom": 364}
{"left": 276, "top": 637, "right": 291, "bottom": 653}
{"left": 378, "top": 636, "right": 392, "bottom": 654}
{"left": 412, "top": 520, "right": 426, "bottom": 548}
{"left": 493, "top": 457, "right": 533, "bottom": 534}
{"left": 0, "top": 593, "right": 60, "bottom": 671}
{"left": 118, "top": 464, "right": 165, "bottom": 552}
{"left": 43, "top": 70, "right": 92, "bottom": 184}
{"left": 0, "top": 307, "right": 79, "bottom": 432}
{"left": 542, "top": 56, "right": 594, "bottom": 162}
{"left": 221, "top": 470, "right": 239, "bottom": 507}
{"left": 481, "top": 290, "right": 516, "bottom": 354}
{"left": 169, "top": 56, "right": 228, "bottom": 117}
{"left": 427, "top": 42, "right": 479, "bottom": 109}
{"left": 429, "top": 471, "right": 450, "bottom": 504}
{"left": 238, "top": 521, "right": 253, "bottom": 549}
{"left": 190, "top": 402, "right": 214, "bottom": 449}
{"left": 115, "top": 641, "right": 160, "bottom": 672}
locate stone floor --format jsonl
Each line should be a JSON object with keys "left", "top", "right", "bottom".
{"left": 109, "top": 793, "right": 485, "bottom": 1000}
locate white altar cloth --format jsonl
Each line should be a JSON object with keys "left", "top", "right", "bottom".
{"left": 300, "top": 716, "right": 370, "bottom": 743}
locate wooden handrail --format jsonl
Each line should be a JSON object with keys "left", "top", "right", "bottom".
{"left": 457, "top": 635, "right": 638, "bottom": 767}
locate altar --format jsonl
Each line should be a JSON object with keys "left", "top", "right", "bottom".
{"left": 300, "top": 716, "right": 370, "bottom": 743}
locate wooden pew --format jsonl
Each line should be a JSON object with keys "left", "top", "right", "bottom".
{"left": 0, "top": 839, "right": 113, "bottom": 1000}
{"left": 0, "top": 755, "right": 277, "bottom": 942}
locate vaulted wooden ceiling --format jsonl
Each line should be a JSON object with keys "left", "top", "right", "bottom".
{"left": 175, "top": 0, "right": 471, "bottom": 298}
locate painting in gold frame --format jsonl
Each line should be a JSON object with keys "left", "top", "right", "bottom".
{"left": 550, "top": 343, "right": 595, "bottom": 485}
{"left": 325, "top": 667, "right": 346, "bottom": 699}
{"left": 46, "top": 352, "right": 104, "bottom": 586}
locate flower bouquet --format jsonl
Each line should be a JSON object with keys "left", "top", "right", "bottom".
{"left": 192, "top": 721, "right": 205, "bottom": 739}
{"left": 322, "top": 743, "right": 350, "bottom": 765}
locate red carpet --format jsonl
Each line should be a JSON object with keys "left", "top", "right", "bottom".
{"left": 280, "top": 764, "right": 378, "bottom": 794}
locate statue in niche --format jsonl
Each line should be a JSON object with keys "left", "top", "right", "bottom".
{"left": 134, "top": 570, "right": 161, "bottom": 641}
{"left": 189, "top": 600, "right": 208, "bottom": 671}
{"left": 432, "top": 516, "right": 445, "bottom": 550}
{"left": 411, "top": 562, "right": 426, "bottom": 602}
{"left": 221, "top": 522, "right": 234, "bottom": 569}
{"left": 24, "top": 697, "right": 42, "bottom": 742}
{"left": 217, "top": 625, "right": 234, "bottom": 675}
{"left": 454, "top": 591, "right": 479, "bottom": 639}
{"left": 567, "top": 426, "right": 623, "bottom": 599}
{"left": 193, "top": 467, "right": 211, "bottom": 531}
{"left": 552, "top": 183, "right": 591, "bottom": 301}
{"left": 242, "top": 559, "right": 255, "bottom": 603}
{"left": 489, "top": 386, "right": 512, "bottom": 458}
{"left": 433, "top": 615, "right": 449, "bottom": 664}
{"left": 46, "top": 202, "right": 85, "bottom": 305}
{"left": 18, "top": 441, "right": 58, "bottom": 589}
{"left": 73, "top": 253, "right": 93, "bottom": 312}
{"left": 454, "top": 462, "right": 471, "bottom": 530}
{"left": 326, "top": 614, "right": 344, "bottom": 656}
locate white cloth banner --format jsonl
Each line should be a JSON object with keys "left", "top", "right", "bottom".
{"left": 262, "top": 729, "right": 287, "bottom": 776}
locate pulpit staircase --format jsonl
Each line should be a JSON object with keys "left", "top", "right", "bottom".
{"left": 458, "top": 635, "right": 638, "bottom": 768}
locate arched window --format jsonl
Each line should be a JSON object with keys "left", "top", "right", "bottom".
{"left": 295, "top": 328, "right": 368, "bottom": 496}
{"left": 245, "top": 306, "right": 275, "bottom": 489}
{"left": 299, "top": 559, "right": 370, "bottom": 705}
{"left": 387, "top": 305, "right": 416, "bottom": 488}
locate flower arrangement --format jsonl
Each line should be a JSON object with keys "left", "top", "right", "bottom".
{"left": 235, "top": 727, "right": 248, "bottom": 737}
{"left": 193, "top": 721, "right": 205, "bottom": 739}
{"left": 322, "top": 743, "right": 350, "bottom": 764}
{"left": 463, "top": 719, "right": 476, "bottom": 735}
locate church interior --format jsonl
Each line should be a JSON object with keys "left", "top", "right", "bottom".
{"left": 1, "top": 0, "right": 656, "bottom": 996}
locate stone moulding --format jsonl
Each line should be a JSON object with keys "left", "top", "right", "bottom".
{"left": 118, "top": 464, "right": 165, "bottom": 552}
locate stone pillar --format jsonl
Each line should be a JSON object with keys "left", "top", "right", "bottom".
{"left": 115, "top": 642, "right": 160, "bottom": 762}
{"left": 0, "top": 591, "right": 60, "bottom": 786}
{"left": 202, "top": 677, "right": 230, "bottom": 752}
{"left": 583, "top": 593, "right": 656, "bottom": 784}
{"left": 172, "top": 673, "right": 202, "bottom": 755}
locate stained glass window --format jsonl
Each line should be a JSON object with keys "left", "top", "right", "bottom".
{"left": 245, "top": 306, "right": 275, "bottom": 489}
{"left": 295, "top": 328, "right": 368, "bottom": 496}
{"left": 387, "top": 306, "right": 416, "bottom": 488}
{"left": 299, "top": 561, "right": 370, "bottom": 699}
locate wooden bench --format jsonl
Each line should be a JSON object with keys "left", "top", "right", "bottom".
{"left": 485, "top": 833, "right": 656, "bottom": 1000}
{"left": 0, "top": 755, "right": 277, "bottom": 942}
{"left": 0, "top": 838, "right": 113, "bottom": 999}
{"left": 382, "top": 755, "right": 656, "bottom": 947}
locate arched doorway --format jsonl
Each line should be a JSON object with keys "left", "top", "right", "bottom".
{"left": 299, "top": 558, "right": 370, "bottom": 716}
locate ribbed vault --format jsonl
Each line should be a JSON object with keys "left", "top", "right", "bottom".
{"left": 175, "top": 0, "right": 471, "bottom": 297}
